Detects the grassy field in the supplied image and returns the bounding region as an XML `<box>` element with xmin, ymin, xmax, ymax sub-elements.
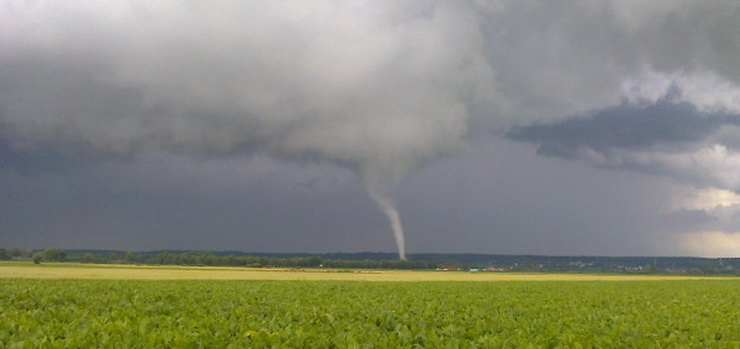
<box><xmin>2</xmin><ymin>263</ymin><xmax>739</xmax><ymax>347</ymax></box>
<box><xmin>2</xmin><ymin>278</ymin><xmax>739</xmax><ymax>347</ymax></box>
<box><xmin>1</xmin><ymin>262</ymin><xmax>734</xmax><ymax>281</ymax></box>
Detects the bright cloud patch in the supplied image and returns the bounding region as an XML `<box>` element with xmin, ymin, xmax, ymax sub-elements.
<box><xmin>680</xmin><ymin>232</ymin><xmax>740</xmax><ymax>257</ymax></box>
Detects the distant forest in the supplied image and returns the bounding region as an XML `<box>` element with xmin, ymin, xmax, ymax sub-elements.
<box><xmin>1</xmin><ymin>247</ymin><xmax>738</xmax><ymax>275</ymax></box>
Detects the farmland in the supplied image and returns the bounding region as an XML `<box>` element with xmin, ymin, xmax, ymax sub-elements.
<box><xmin>1</xmin><ymin>262</ymin><xmax>733</xmax><ymax>281</ymax></box>
<box><xmin>2</xmin><ymin>264</ymin><xmax>739</xmax><ymax>347</ymax></box>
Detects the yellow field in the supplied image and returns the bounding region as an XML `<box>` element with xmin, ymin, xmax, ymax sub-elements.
<box><xmin>0</xmin><ymin>262</ymin><xmax>733</xmax><ymax>281</ymax></box>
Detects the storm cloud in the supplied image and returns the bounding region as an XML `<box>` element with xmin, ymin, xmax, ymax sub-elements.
<box><xmin>507</xmin><ymin>96</ymin><xmax>740</xmax><ymax>191</ymax></box>
<box><xmin>3</xmin><ymin>1</ymin><xmax>740</xmax><ymax>257</ymax></box>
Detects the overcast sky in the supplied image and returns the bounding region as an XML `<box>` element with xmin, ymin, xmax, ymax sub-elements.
<box><xmin>2</xmin><ymin>1</ymin><xmax>740</xmax><ymax>258</ymax></box>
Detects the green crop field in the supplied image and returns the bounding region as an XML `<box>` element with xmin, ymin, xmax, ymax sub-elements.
<box><xmin>2</xmin><ymin>265</ymin><xmax>739</xmax><ymax>348</ymax></box>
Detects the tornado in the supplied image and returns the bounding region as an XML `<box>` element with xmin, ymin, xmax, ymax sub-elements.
<box><xmin>367</xmin><ymin>188</ymin><xmax>406</xmax><ymax>261</ymax></box>
<box><xmin>0</xmin><ymin>1</ymin><xmax>491</xmax><ymax>260</ymax></box>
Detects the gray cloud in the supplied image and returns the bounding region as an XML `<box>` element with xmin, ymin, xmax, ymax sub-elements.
<box><xmin>0</xmin><ymin>139</ymin><xmax>683</xmax><ymax>256</ymax></box>
<box><xmin>1</xmin><ymin>1</ymin><xmax>500</xmax><ymax>258</ymax></box>
<box><xmin>1</xmin><ymin>2</ymin><xmax>491</xmax><ymax>176</ymax></box>
<box><xmin>5</xmin><ymin>1</ymin><xmax>740</xmax><ymax>167</ymax></box>
<box><xmin>507</xmin><ymin>96</ymin><xmax>740</xmax><ymax>191</ymax></box>
<box><xmin>3</xmin><ymin>1</ymin><xmax>740</xmax><ymax>256</ymax></box>
<box><xmin>660</xmin><ymin>208</ymin><xmax>719</xmax><ymax>233</ymax></box>
<box><xmin>507</xmin><ymin>98</ymin><xmax>734</xmax><ymax>156</ymax></box>
<box><xmin>0</xmin><ymin>138</ymin><xmax>74</xmax><ymax>175</ymax></box>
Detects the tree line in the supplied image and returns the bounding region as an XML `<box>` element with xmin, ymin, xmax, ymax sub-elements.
<box><xmin>3</xmin><ymin>247</ymin><xmax>737</xmax><ymax>274</ymax></box>
<box><xmin>128</xmin><ymin>251</ymin><xmax>437</xmax><ymax>269</ymax></box>
<box><xmin>0</xmin><ymin>248</ymin><xmax>67</xmax><ymax>263</ymax></box>
<box><xmin>0</xmin><ymin>248</ymin><xmax>437</xmax><ymax>269</ymax></box>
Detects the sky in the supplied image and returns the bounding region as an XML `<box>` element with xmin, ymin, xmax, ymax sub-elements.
<box><xmin>2</xmin><ymin>1</ymin><xmax>740</xmax><ymax>258</ymax></box>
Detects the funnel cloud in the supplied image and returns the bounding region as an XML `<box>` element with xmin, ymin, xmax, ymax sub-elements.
<box><xmin>1</xmin><ymin>1</ymin><xmax>494</xmax><ymax>259</ymax></box>
<box><xmin>366</xmin><ymin>185</ymin><xmax>406</xmax><ymax>260</ymax></box>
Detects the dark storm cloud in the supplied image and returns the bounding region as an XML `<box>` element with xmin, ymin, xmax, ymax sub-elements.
<box><xmin>4</xmin><ymin>1</ymin><xmax>740</xmax><ymax>256</ymax></box>
<box><xmin>507</xmin><ymin>96</ymin><xmax>740</xmax><ymax>191</ymax></box>
<box><xmin>0</xmin><ymin>154</ymin><xmax>389</xmax><ymax>252</ymax></box>
<box><xmin>508</xmin><ymin>98</ymin><xmax>738</xmax><ymax>157</ymax></box>
<box><xmin>1</xmin><ymin>1</ymin><xmax>503</xmax><ymax>259</ymax></box>
<box><xmin>0</xmin><ymin>138</ymin><xmax>73</xmax><ymax>175</ymax></box>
